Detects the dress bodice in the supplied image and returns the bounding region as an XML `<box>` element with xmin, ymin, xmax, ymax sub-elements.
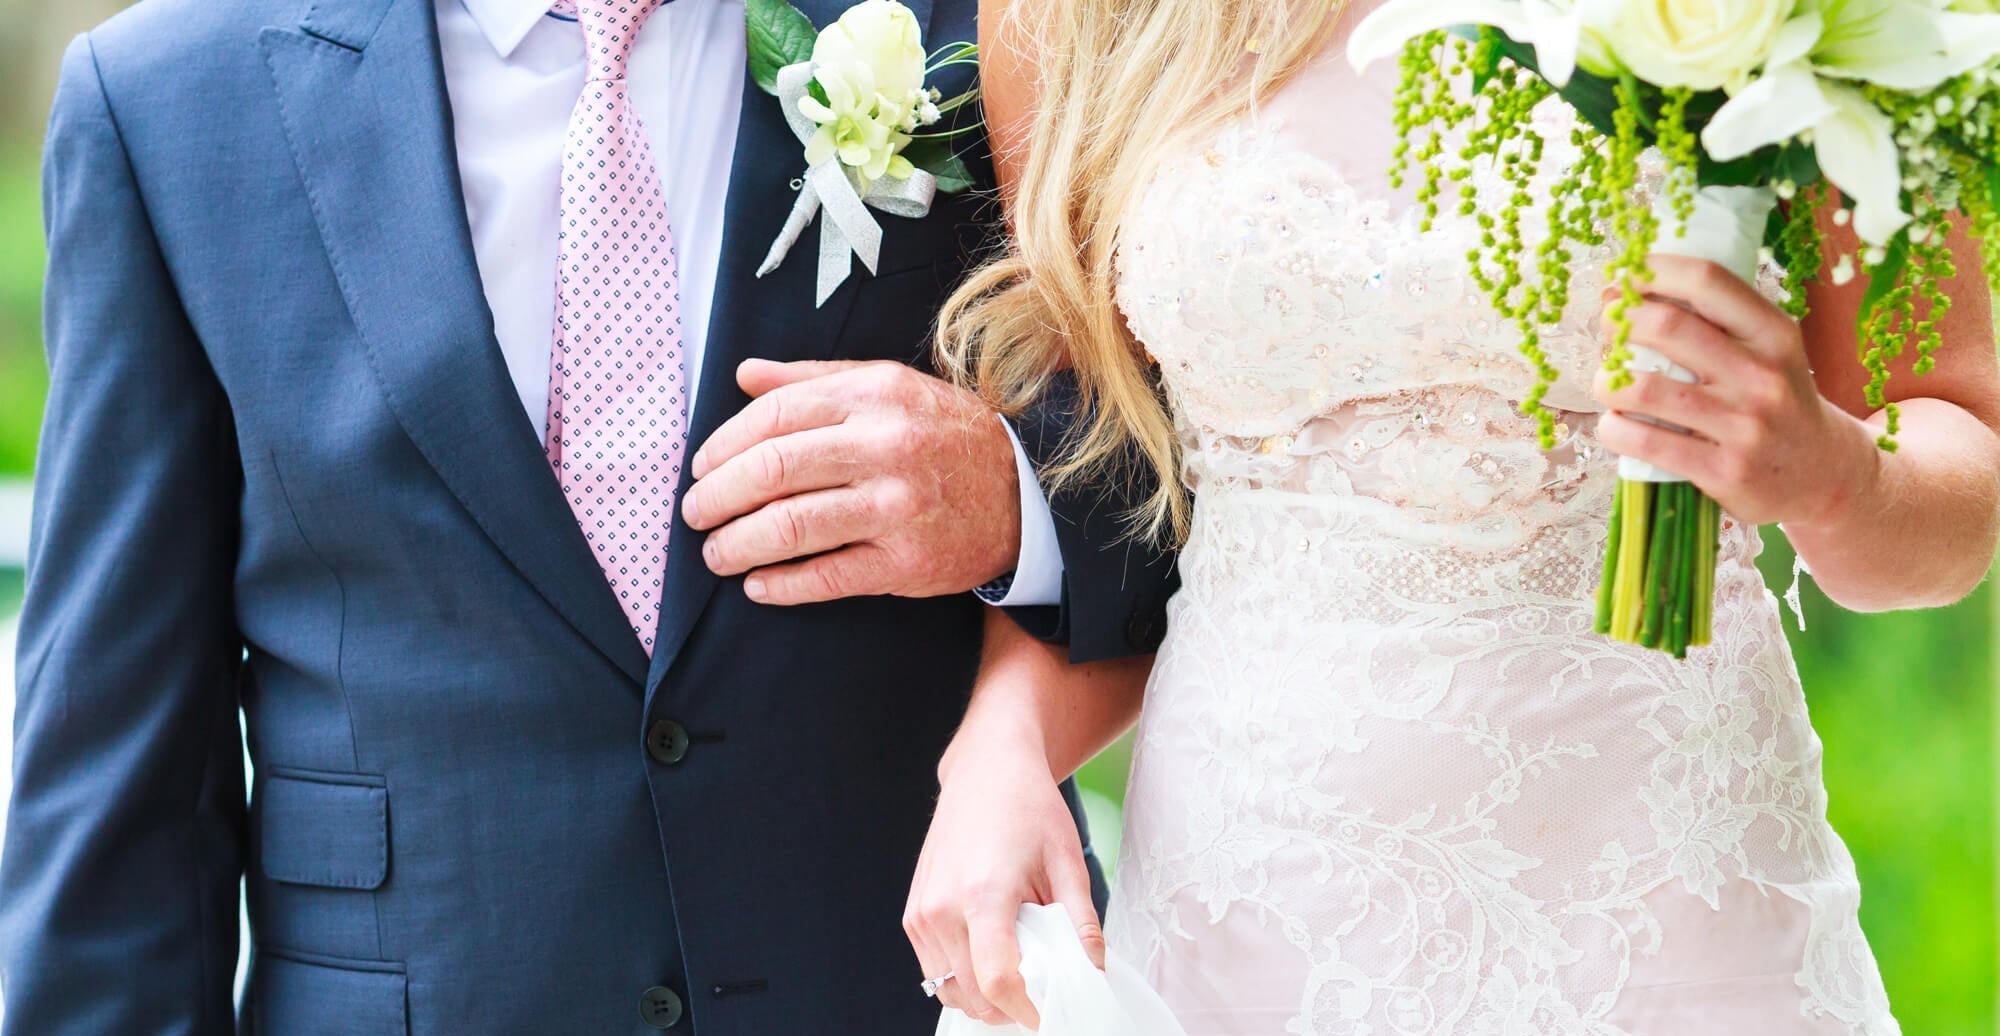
<box><xmin>1116</xmin><ymin>42</ymin><xmax>1619</xmax><ymax>545</ymax></box>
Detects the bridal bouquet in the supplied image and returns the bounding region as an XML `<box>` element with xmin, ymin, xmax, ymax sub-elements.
<box><xmin>1349</xmin><ymin>0</ymin><xmax>2000</xmax><ymax>657</ymax></box>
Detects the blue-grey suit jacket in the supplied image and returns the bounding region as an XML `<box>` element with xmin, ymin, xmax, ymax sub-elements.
<box><xmin>0</xmin><ymin>0</ymin><xmax>1178</xmax><ymax>1032</ymax></box>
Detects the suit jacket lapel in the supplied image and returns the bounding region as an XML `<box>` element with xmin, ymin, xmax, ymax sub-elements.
<box><xmin>263</xmin><ymin>0</ymin><xmax>652</xmax><ymax>686</ymax></box>
<box><xmin>643</xmin><ymin>0</ymin><xmax>937</xmax><ymax>691</ymax></box>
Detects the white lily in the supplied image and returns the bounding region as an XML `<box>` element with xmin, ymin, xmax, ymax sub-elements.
<box><xmin>1701</xmin><ymin>0</ymin><xmax>2000</xmax><ymax>242</ymax></box>
<box><xmin>1346</xmin><ymin>0</ymin><xmax>1603</xmax><ymax>86</ymax></box>
<box><xmin>1793</xmin><ymin>0</ymin><xmax>2000</xmax><ymax>88</ymax></box>
<box><xmin>1703</xmin><ymin>68</ymin><xmax>1910</xmax><ymax>241</ymax></box>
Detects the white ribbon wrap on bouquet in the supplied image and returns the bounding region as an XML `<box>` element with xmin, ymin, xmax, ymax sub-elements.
<box><xmin>933</xmin><ymin>904</ymin><xmax>1189</xmax><ymax>1036</ymax></box>
<box><xmin>1618</xmin><ymin>184</ymin><xmax>1780</xmax><ymax>482</ymax></box>
<box><xmin>756</xmin><ymin>62</ymin><xmax>938</xmax><ymax>307</ymax></box>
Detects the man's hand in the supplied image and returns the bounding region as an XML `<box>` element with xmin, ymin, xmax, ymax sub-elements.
<box><xmin>682</xmin><ymin>359</ymin><xmax>1023</xmax><ymax>605</ymax></box>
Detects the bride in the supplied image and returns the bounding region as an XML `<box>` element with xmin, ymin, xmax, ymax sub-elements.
<box><xmin>902</xmin><ymin>0</ymin><xmax>2000</xmax><ymax>1033</ymax></box>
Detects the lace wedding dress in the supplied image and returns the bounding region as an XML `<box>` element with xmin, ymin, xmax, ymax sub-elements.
<box><xmin>1103</xmin><ymin>18</ymin><xmax>1900</xmax><ymax>1036</ymax></box>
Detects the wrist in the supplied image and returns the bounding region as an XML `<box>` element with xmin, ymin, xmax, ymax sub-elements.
<box><xmin>938</xmin><ymin>706</ymin><xmax>1053</xmax><ymax>787</ymax></box>
<box><xmin>1791</xmin><ymin>402</ymin><xmax>1886</xmax><ymax>538</ymax></box>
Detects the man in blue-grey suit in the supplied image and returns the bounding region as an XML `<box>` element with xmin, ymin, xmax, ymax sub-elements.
<box><xmin>0</xmin><ymin>0</ymin><xmax>1177</xmax><ymax>1032</ymax></box>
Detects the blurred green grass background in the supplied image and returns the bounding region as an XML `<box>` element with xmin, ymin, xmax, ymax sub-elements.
<box><xmin>1</xmin><ymin>16</ymin><xmax>1995</xmax><ymax>1029</ymax></box>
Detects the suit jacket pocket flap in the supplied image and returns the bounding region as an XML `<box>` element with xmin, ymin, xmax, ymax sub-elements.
<box><xmin>251</xmin><ymin>951</ymin><xmax>408</xmax><ymax>1035</ymax></box>
<box><xmin>260</xmin><ymin>769</ymin><xmax>389</xmax><ymax>889</ymax></box>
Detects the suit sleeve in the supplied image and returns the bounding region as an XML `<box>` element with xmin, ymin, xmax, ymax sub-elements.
<box><xmin>1002</xmin><ymin>372</ymin><xmax>1180</xmax><ymax>663</ymax></box>
<box><xmin>0</xmin><ymin>34</ymin><xmax>247</xmax><ymax>1036</ymax></box>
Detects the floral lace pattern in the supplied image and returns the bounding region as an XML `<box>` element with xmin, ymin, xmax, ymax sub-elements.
<box><xmin>1102</xmin><ymin>41</ymin><xmax>1898</xmax><ymax>1036</ymax></box>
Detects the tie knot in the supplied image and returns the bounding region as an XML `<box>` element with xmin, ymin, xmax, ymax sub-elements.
<box><xmin>554</xmin><ymin>0</ymin><xmax>666</xmax><ymax>80</ymax></box>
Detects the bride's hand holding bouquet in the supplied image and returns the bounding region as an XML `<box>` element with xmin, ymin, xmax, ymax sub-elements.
<box><xmin>1350</xmin><ymin>0</ymin><xmax>2000</xmax><ymax>655</ymax></box>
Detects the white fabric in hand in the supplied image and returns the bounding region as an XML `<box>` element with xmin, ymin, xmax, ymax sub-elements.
<box><xmin>932</xmin><ymin>904</ymin><xmax>1186</xmax><ymax>1036</ymax></box>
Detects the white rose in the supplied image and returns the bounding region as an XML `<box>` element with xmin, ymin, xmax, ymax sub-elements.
<box><xmin>1597</xmin><ymin>0</ymin><xmax>1796</xmax><ymax>90</ymax></box>
<box><xmin>796</xmin><ymin>0</ymin><xmax>928</xmax><ymax>184</ymax></box>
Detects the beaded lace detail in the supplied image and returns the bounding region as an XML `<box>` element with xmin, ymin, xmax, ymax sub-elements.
<box><xmin>1102</xmin><ymin>33</ymin><xmax>1898</xmax><ymax>1036</ymax></box>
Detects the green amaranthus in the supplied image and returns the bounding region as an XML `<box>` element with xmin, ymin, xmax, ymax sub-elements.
<box><xmin>1387</xmin><ymin>28</ymin><xmax>1998</xmax><ymax>657</ymax></box>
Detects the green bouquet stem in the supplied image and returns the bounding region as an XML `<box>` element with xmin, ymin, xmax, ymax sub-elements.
<box><xmin>1593</xmin><ymin>479</ymin><xmax>1721</xmax><ymax>659</ymax></box>
<box><xmin>1590</xmin><ymin>184</ymin><xmax>1775</xmax><ymax>658</ymax></box>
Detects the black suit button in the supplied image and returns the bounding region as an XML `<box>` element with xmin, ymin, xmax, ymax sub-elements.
<box><xmin>1125</xmin><ymin>611</ymin><xmax>1162</xmax><ymax>651</ymax></box>
<box><xmin>646</xmin><ymin>720</ymin><xmax>690</xmax><ymax>766</ymax></box>
<box><xmin>639</xmin><ymin>985</ymin><xmax>684</xmax><ymax>1029</ymax></box>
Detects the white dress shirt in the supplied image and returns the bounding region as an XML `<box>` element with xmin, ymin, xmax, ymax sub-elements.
<box><xmin>436</xmin><ymin>0</ymin><xmax>1062</xmax><ymax>606</ymax></box>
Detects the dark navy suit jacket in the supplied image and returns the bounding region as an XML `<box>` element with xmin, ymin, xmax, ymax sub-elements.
<box><xmin>0</xmin><ymin>0</ymin><xmax>1178</xmax><ymax>1032</ymax></box>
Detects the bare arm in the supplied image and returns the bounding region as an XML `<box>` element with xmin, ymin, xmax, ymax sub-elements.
<box><xmin>941</xmin><ymin>607</ymin><xmax>1150</xmax><ymax>785</ymax></box>
<box><xmin>1785</xmin><ymin>213</ymin><xmax>2000</xmax><ymax>609</ymax></box>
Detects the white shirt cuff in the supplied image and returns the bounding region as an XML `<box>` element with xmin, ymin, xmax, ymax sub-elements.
<box><xmin>977</xmin><ymin>416</ymin><xmax>1065</xmax><ymax>608</ymax></box>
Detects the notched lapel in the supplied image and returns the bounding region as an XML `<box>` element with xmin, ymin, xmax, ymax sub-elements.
<box><xmin>261</xmin><ymin>0</ymin><xmax>652</xmax><ymax>686</ymax></box>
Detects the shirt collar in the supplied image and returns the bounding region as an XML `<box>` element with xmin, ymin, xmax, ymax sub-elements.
<box><xmin>458</xmin><ymin>0</ymin><xmax>560</xmax><ymax>60</ymax></box>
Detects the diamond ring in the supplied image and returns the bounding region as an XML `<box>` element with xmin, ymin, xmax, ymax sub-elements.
<box><xmin>920</xmin><ymin>970</ymin><xmax>956</xmax><ymax>998</ymax></box>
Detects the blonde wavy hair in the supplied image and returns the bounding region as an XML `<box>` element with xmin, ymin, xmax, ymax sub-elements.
<box><xmin>935</xmin><ymin>0</ymin><xmax>1344</xmax><ymax>542</ymax></box>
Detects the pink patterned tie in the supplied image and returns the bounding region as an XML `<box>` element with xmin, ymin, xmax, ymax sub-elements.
<box><xmin>546</xmin><ymin>0</ymin><xmax>684</xmax><ymax>656</ymax></box>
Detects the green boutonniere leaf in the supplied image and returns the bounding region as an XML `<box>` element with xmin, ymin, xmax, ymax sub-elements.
<box><xmin>902</xmin><ymin>137</ymin><xmax>977</xmax><ymax>194</ymax></box>
<box><xmin>747</xmin><ymin>0</ymin><xmax>818</xmax><ymax>95</ymax></box>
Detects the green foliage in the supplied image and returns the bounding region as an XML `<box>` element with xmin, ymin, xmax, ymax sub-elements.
<box><xmin>744</xmin><ymin>0</ymin><xmax>817</xmax><ymax>95</ymax></box>
<box><xmin>899</xmin><ymin>137</ymin><xmax>974</xmax><ymax>194</ymax></box>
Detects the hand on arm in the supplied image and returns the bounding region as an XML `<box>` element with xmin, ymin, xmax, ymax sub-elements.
<box><xmin>905</xmin><ymin>608</ymin><xmax>1150</xmax><ymax>1028</ymax></box>
<box><xmin>683</xmin><ymin>358</ymin><xmax>1024</xmax><ymax>603</ymax></box>
<box><xmin>1590</xmin><ymin>211</ymin><xmax>2000</xmax><ymax>611</ymax></box>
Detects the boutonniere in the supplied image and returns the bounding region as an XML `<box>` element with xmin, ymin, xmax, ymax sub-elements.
<box><xmin>747</xmin><ymin>0</ymin><xmax>981</xmax><ymax>305</ymax></box>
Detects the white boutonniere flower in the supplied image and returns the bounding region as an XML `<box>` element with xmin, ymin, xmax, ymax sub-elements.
<box><xmin>747</xmin><ymin>0</ymin><xmax>981</xmax><ymax>305</ymax></box>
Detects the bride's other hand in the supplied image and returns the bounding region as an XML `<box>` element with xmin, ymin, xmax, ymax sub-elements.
<box><xmin>906</xmin><ymin>609</ymin><xmax>1150</xmax><ymax>1028</ymax></box>
<box><xmin>905</xmin><ymin>724</ymin><xmax>1103</xmax><ymax>1029</ymax></box>
<box><xmin>1590</xmin><ymin>254</ymin><xmax>1880</xmax><ymax>529</ymax></box>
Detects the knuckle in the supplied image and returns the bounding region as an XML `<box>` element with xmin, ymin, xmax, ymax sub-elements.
<box><xmin>1698</xmin><ymin>261</ymin><xmax>1734</xmax><ymax>297</ymax></box>
<box><xmin>1631</xmin><ymin>303</ymin><xmax>1670</xmax><ymax>342</ymax></box>
<box><xmin>1717</xmin><ymin>452</ymin><xmax>1752</xmax><ymax>489</ymax></box>
<box><xmin>918</xmin><ymin>899</ymin><xmax>954</xmax><ymax>929</ymax></box>
<box><xmin>977</xmin><ymin>972</ymin><xmax>1021</xmax><ymax>1004</ymax></box>
<box><xmin>959</xmin><ymin>879</ymin><xmax>1005</xmax><ymax>908</ymax></box>
<box><xmin>760</xmin><ymin>393</ymin><xmax>789</xmax><ymax>437</ymax></box>
<box><xmin>754</xmin><ymin>442</ymin><xmax>790</xmax><ymax>490</ymax></box>
<box><xmin>875</xmin><ymin>423</ymin><xmax>920</xmax><ymax>462</ymax></box>
<box><xmin>1736</xmin><ymin>409</ymin><xmax>1774</xmax><ymax>449</ymax></box>
<box><xmin>772</xmin><ymin>505</ymin><xmax>806</xmax><ymax>552</ymax></box>
<box><xmin>874</xmin><ymin>481</ymin><xmax>921</xmax><ymax>522</ymax></box>
<box><xmin>812</xmin><ymin>564</ymin><xmax>848</xmax><ymax>600</ymax></box>
<box><xmin>1740</xmin><ymin>369</ymin><xmax>1785</xmax><ymax>417</ymax></box>
<box><xmin>861</xmin><ymin>362</ymin><xmax>908</xmax><ymax>399</ymax></box>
